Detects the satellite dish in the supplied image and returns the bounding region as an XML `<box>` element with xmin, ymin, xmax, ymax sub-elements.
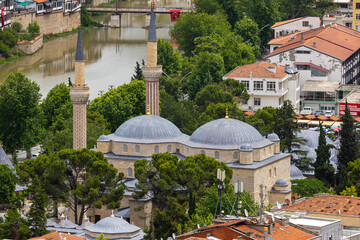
<box><xmin>244</xmin><ymin>209</ymin><xmax>249</xmax><ymax>217</ymax></box>
<box><xmin>276</xmin><ymin>201</ymin><xmax>282</xmax><ymax>209</ymax></box>
<box><xmin>285</xmin><ymin>199</ymin><xmax>290</xmax><ymax>205</ymax></box>
<box><xmin>291</xmin><ymin>196</ymin><xmax>296</xmax><ymax>203</ymax></box>
<box><xmin>172</xmin><ymin>233</ymin><xmax>176</xmax><ymax>240</ymax></box>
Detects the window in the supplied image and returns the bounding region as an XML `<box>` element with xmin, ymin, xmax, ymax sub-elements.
<box><xmin>215</xmin><ymin>151</ymin><xmax>219</xmax><ymax>159</ymax></box>
<box><xmin>254</xmin><ymin>81</ymin><xmax>263</xmax><ymax>91</ymax></box>
<box><xmin>200</xmin><ymin>150</ymin><xmax>205</xmax><ymax>154</ymax></box>
<box><xmin>357</xmin><ymin>3</ymin><xmax>360</xmax><ymax>9</ymax></box>
<box><xmin>241</xmin><ymin>80</ymin><xmax>249</xmax><ymax>90</ymax></box>
<box><xmin>254</xmin><ymin>98</ymin><xmax>261</xmax><ymax>106</ymax></box>
<box><xmin>296</xmin><ymin>65</ymin><xmax>310</xmax><ymax>70</ymax></box>
<box><xmin>127</xmin><ymin>168</ymin><xmax>133</xmax><ymax>177</ymax></box>
<box><xmin>123</xmin><ymin>144</ymin><xmax>128</xmax><ymax>152</ymax></box>
<box><xmin>167</xmin><ymin>145</ymin><xmax>172</xmax><ymax>152</ymax></box>
<box><xmin>135</xmin><ymin>145</ymin><xmax>140</xmax><ymax>153</ymax></box>
<box><xmin>38</xmin><ymin>4</ymin><xmax>43</xmax><ymax>10</ymax></box>
<box><xmin>155</xmin><ymin>145</ymin><xmax>159</xmax><ymax>153</ymax></box>
<box><xmin>274</xmin><ymin>167</ymin><xmax>276</xmax><ymax>177</ymax></box>
<box><xmin>267</xmin><ymin>82</ymin><xmax>276</xmax><ymax>91</ymax></box>
<box><xmin>295</xmin><ymin>50</ymin><xmax>310</xmax><ymax>54</ymax></box>
<box><xmin>263</xmin><ymin>149</ymin><xmax>266</xmax><ymax>158</ymax></box>
<box><xmin>269</xmin><ymin>169</ymin><xmax>272</xmax><ymax>178</ymax></box>
<box><xmin>278</xmin><ymin>82</ymin><xmax>282</xmax><ymax>90</ymax></box>
<box><xmin>356</xmin><ymin>14</ymin><xmax>360</xmax><ymax>21</ymax></box>
<box><xmin>302</xmin><ymin>21</ymin><xmax>309</xmax><ymax>27</ymax></box>
<box><xmin>339</xmin><ymin>3</ymin><xmax>348</xmax><ymax>8</ymax></box>
<box><xmin>233</xmin><ymin>152</ymin><xmax>238</xmax><ymax>160</ymax></box>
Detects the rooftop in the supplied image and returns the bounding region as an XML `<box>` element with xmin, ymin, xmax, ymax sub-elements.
<box><xmin>223</xmin><ymin>62</ymin><xmax>288</xmax><ymax>79</ymax></box>
<box><xmin>271</xmin><ymin>17</ymin><xmax>305</xmax><ymax>28</ymax></box>
<box><xmin>29</xmin><ymin>232</ymin><xmax>85</xmax><ymax>240</ymax></box>
<box><xmin>282</xmin><ymin>194</ymin><xmax>360</xmax><ymax>216</ymax></box>
<box><xmin>301</xmin><ymin>80</ymin><xmax>339</xmax><ymax>92</ymax></box>
<box><xmin>340</xmin><ymin>88</ymin><xmax>360</xmax><ymax>103</ymax></box>
<box><xmin>266</xmin><ymin>24</ymin><xmax>360</xmax><ymax>61</ymax></box>
<box><xmin>268</xmin><ymin>31</ymin><xmax>305</xmax><ymax>45</ymax></box>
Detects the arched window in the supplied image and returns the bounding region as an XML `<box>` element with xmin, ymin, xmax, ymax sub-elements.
<box><xmin>167</xmin><ymin>145</ymin><xmax>172</xmax><ymax>153</ymax></box>
<box><xmin>123</xmin><ymin>144</ymin><xmax>128</xmax><ymax>152</ymax></box>
<box><xmin>155</xmin><ymin>145</ymin><xmax>159</xmax><ymax>153</ymax></box>
<box><xmin>233</xmin><ymin>152</ymin><xmax>239</xmax><ymax>160</ymax></box>
<box><xmin>263</xmin><ymin>149</ymin><xmax>266</xmax><ymax>158</ymax></box>
<box><xmin>135</xmin><ymin>145</ymin><xmax>140</xmax><ymax>153</ymax></box>
<box><xmin>274</xmin><ymin>167</ymin><xmax>276</xmax><ymax>177</ymax></box>
<box><xmin>269</xmin><ymin>169</ymin><xmax>272</xmax><ymax>178</ymax></box>
<box><xmin>200</xmin><ymin>150</ymin><xmax>205</xmax><ymax>154</ymax></box>
<box><xmin>127</xmin><ymin>167</ymin><xmax>133</xmax><ymax>177</ymax></box>
<box><xmin>215</xmin><ymin>151</ymin><xmax>219</xmax><ymax>159</ymax></box>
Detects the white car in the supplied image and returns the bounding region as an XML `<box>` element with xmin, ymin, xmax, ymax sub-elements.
<box><xmin>300</xmin><ymin>107</ymin><xmax>313</xmax><ymax>115</ymax></box>
<box><xmin>324</xmin><ymin>111</ymin><xmax>333</xmax><ymax>117</ymax></box>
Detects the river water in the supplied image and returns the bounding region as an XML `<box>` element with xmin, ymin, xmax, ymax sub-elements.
<box><xmin>0</xmin><ymin>0</ymin><xmax>192</xmax><ymax>99</ymax></box>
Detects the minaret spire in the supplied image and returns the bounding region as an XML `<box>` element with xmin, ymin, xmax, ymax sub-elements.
<box><xmin>142</xmin><ymin>1</ymin><xmax>162</xmax><ymax>116</ymax></box>
<box><xmin>70</xmin><ymin>27</ymin><xmax>90</xmax><ymax>149</ymax></box>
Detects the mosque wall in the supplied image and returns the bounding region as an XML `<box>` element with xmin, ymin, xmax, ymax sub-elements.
<box><xmin>108</xmin><ymin>158</ymin><xmax>135</xmax><ymax>178</ymax></box>
<box><xmin>130</xmin><ymin>198</ymin><xmax>152</xmax><ymax>229</ymax></box>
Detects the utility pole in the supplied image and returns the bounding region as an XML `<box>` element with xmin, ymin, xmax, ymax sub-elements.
<box><xmin>234</xmin><ymin>180</ymin><xmax>243</xmax><ymax>217</ymax></box>
<box><xmin>217</xmin><ymin>169</ymin><xmax>225</xmax><ymax>219</ymax></box>
<box><xmin>258</xmin><ymin>184</ymin><xmax>268</xmax><ymax>223</ymax></box>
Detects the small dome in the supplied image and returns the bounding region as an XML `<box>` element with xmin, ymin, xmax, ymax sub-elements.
<box><xmin>239</xmin><ymin>143</ymin><xmax>253</xmax><ymax>151</ymax></box>
<box><xmin>85</xmin><ymin>215</ymin><xmax>140</xmax><ymax>234</ymax></box>
<box><xmin>189</xmin><ymin>118</ymin><xmax>264</xmax><ymax>146</ymax></box>
<box><xmin>267</xmin><ymin>133</ymin><xmax>280</xmax><ymax>141</ymax></box>
<box><xmin>274</xmin><ymin>178</ymin><xmax>288</xmax><ymax>187</ymax></box>
<box><xmin>97</xmin><ymin>135</ymin><xmax>110</xmax><ymax>142</ymax></box>
<box><xmin>114</xmin><ymin>115</ymin><xmax>183</xmax><ymax>142</ymax></box>
<box><xmin>291</xmin><ymin>164</ymin><xmax>306</xmax><ymax>180</ymax></box>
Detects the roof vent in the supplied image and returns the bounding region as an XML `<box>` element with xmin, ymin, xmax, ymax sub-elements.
<box><xmin>313</xmin><ymin>42</ymin><xmax>316</xmax><ymax>47</ymax></box>
<box><xmin>268</xmin><ymin>66</ymin><xmax>276</xmax><ymax>73</ymax></box>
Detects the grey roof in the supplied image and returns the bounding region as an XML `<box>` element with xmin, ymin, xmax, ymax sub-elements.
<box><xmin>114</xmin><ymin>207</ymin><xmax>130</xmax><ymax>219</ymax></box>
<box><xmin>290</xmin><ymin>164</ymin><xmax>306</xmax><ymax>180</ymax></box>
<box><xmin>267</xmin><ymin>133</ymin><xmax>280</xmax><ymax>141</ymax></box>
<box><xmin>239</xmin><ymin>143</ymin><xmax>252</xmax><ymax>151</ymax></box>
<box><xmin>123</xmin><ymin>178</ymin><xmax>138</xmax><ymax>189</ymax></box>
<box><xmin>301</xmin><ymin>80</ymin><xmax>339</xmax><ymax>93</ymax></box>
<box><xmin>0</xmin><ymin>146</ymin><xmax>14</xmax><ymax>169</ymax></box>
<box><xmin>75</xmin><ymin>27</ymin><xmax>85</xmax><ymax>61</ymax></box>
<box><xmin>274</xmin><ymin>178</ymin><xmax>288</xmax><ymax>187</ymax></box>
<box><xmin>56</xmin><ymin>219</ymin><xmax>79</xmax><ymax>229</ymax></box>
<box><xmin>85</xmin><ymin>231</ymin><xmax>145</xmax><ymax>240</ymax></box>
<box><xmin>111</xmin><ymin>115</ymin><xmax>186</xmax><ymax>143</ymax></box>
<box><xmin>46</xmin><ymin>219</ymin><xmax>58</xmax><ymax>227</ymax></box>
<box><xmin>104</xmin><ymin>152</ymin><xmax>152</xmax><ymax>161</ymax></box>
<box><xmin>226</xmin><ymin>153</ymin><xmax>290</xmax><ymax>170</ymax></box>
<box><xmin>85</xmin><ymin>215</ymin><xmax>140</xmax><ymax>234</ymax></box>
<box><xmin>189</xmin><ymin>118</ymin><xmax>267</xmax><ymax>148</ymax></box>
<box><xmin>148</xmin><ymin>6</ymin><xmax>157</xmax><ymax>42</ymax></box>
<box><xmin>97</xmin><ymin>135</ymin><xmax>110</xmax><ymax>142</ymax></box>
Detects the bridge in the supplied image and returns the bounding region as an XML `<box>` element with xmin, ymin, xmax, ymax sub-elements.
<box><xmin>86</xmin><ymin>7</ymin><xmax>193</xmax><ymax>14</ymax></box>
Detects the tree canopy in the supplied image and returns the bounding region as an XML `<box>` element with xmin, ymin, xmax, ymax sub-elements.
<box><xmin>0</xmin><ymin>164</ymin><xmax>16</xmax><ymax>204</ymax></box>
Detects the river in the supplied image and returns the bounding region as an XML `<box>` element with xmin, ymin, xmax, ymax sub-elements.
<box><xmin>0</xmin><ymin>0</ymin><xmax>192</xmax><ymax>99</ymax></box>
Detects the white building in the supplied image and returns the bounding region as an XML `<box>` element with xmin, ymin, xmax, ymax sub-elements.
<box><xmin>223</xmin><ymin>62</ymin><xmax>300</xmax><ymax>112</ymax></box>
<box><xmin>266</xmin><ymin>24</ymin><xmax>360</xmax><ymax>89</ymax></box>
<box><xmin>271</xmin><ymin>16</ymin><xmax>321</xmax><ymax>39</ymax></box>
<box><xmin>323</xmin><ymin>0</ymin><xmax>353</xmax><ymax>28</ymax></box>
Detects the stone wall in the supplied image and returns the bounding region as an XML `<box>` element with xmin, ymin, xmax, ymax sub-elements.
<box><xmin>15</xmin><ymin>34</ymin><xmax>43</xmax><ymax>54</ymax></box>
<box><xmin>12</xmin><ymin>10</ymin><xmax>80</xmax><ymax>35</ymax></box>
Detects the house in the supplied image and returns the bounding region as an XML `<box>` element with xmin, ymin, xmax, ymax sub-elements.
<box><xmin>354</xmin><ymin>0</ymin><xmax>360</xmax><ymax>30</ymax></box>
<box><xmin>63</xmin><ymin>0</ymin><xmax>80</xmax><ymax>14</ymax></box>
<box><xmin>271</xmin><ymin>16</ymin><xmax>321</xmax><ymax>39</ymax></box>
<box><xmin>323</xmin><ymin>0</ymin><xmax>353</xmax><ymax>28</ymax></box>
<box><xmin>0</xmin><ymin>0</ymin><xmax>13</xmax><ymax>29</ymax></box>
<box><xmin>266</xmin><ymin>24</ymin><xmax>360</xmax><ymax>89</ymax></box>
<box><xmin>223</xmin><ymin>62</ymin><xmax>300</xmax><ymax>112</ymax></box>
<box><xmin>280</xmin><ymin>193</ymin><xmax>360</xmax><ymax>231</ymax></box>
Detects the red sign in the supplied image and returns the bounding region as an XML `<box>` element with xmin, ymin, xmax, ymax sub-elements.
<box><xmin>1</xmin><ymin>8</ymin><xmax>4</xmax><ymax>27</ymax></box>
<box><xmin>339</xmin><ymin>103</ymin><xmax>360</xmax><ymax>117</ymax></box>
<box><xmin>170</xmin><ymin>9</ymin><xmax>180</xmax><ymax>22</ymax></box>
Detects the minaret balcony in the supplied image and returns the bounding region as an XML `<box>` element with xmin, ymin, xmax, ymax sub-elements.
<box><xmin>142</xmin><ymin>66</ymin><xmax>162</xmax><ymax>82</ymax></box>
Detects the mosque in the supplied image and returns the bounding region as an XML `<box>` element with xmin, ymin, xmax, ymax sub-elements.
<box><xmin>70</xmin><ymin>3</ymin><xmax>292</xmax><ymax>230</ymax></box>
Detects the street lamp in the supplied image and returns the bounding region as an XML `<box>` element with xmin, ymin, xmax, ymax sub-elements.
<box><xmin>217</xmin><ymin>169</ymin><xmax>225</xmax><ymax>219</ymax></box>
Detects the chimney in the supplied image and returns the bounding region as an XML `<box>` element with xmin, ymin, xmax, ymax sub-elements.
<box><xmin>250</xmin><ymin>71</ymin><xmax>252</xmax><ymax>79</ymax></box>
<box><xmin>313</xmin><ymin>42</ymin><xmax>316</xmax><ymax>47</ymax></box>
<box><xmin>268</xmin><ymin>66</ymin><xmax>276</xmax><ymax>73</ymax></box>
<box><xmin>329</xmin><ymin>202</ymin><xmax>333</xmax><ymax>208</ymax></box>
<box><xmin>281</xmin><ymin>217</ymin><xmax>289</xmax><ymax>227</ymax></box>
<box><xmin>263</xmin><ymin>227</ymin><xmax>268</xmax><ymax>238</ymax></box>
<box><xmin>60</xmin><ymin>213</ymin><xmax>65</xmax><ymax>228</ymax></box>
<box><xmin>300</xmin><ymin>33</ymin><xmax>304</xmax><ymax>43</ymax></box>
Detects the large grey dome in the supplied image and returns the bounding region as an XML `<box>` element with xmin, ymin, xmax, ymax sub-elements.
<box><xmin>85</xmin><ymin>215</ymin><xmax>140</xmax><ymax>234</ymax></box>
<box><xmin>189</xmin><ymin>118</ymin><xmax>264</xmax><ymax>146</ymax></box>
<box><xmin>113</xmin><ymin>115</ymin><xmax>183</xmax><ymax>141</ymax></box>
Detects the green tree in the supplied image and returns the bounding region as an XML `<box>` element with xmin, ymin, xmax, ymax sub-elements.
<box><xmin>234</xmin><ymin>17</ymin><xmax>261</xmax><ymax>57</ymax></box>
<box><xmin>95</xmin><ymin>233</ymin><xmax>107</xmax><ymax>240</ymax></box>
<box><xmin>0</xmin><ymin>29</ymin><xmax>18</xmax><ymax>48</ymax></box>
<box><xmin>0</xmin><ymin>41</ymin><xmax>11</xmax><ymax>58</ymax></box>
<box><xmin>291</xmin><ymin>178</ymin><xmax>329</xmax><ymax>198</ymax></box>
<box><xmin>337</xmin><ymin>102</ymin><xmax>358</xmax><ymax>192</ymax></box>
<box><xmin>131</xmin><ymin>61</ymin><xmax>144</xmax><ymax>81</ymax></box>
<box><xmin>347</xmin><ymin>159</ymin><xmax>360</xmax><ymax>196</ymax></box>
<box><xmin>340</xmin><ymin>186</ymin><xmax>357</xmax><ymax>197</ymax></box>
<box><xmin>90</xmin><ymin>80</ymin><xmax>145</xmax><ymax>132</ymax></box>
<box><xmin>0</xmin><ymin>164</ymin><xmax>16</xmax><ymax>204</ymax></box>
<box><xmin>279</xmin><ymin>0</ymin><xmax>335</xmax><ymax>19</ymax></box>
<box><xmin>245</xmin><ymin>107</ymin><xmax>276</xmax><ymax>136</ymax></box>
<box><xmin>197</xmin><ymin>102</ymin><xmax>244</xmax><ymax>127</ymax></box>
<box><xmin>12</xmin><ymin>22</ymin><xmax>23</xmax><ymax>33</ymax></box>
<box><xmin>27</xmin><ymin>21</ymin><xmax>40</xmax><ymax>34</ymax></box>
<box><xmin>195</xmin><ymin>0</ymin><xmax>223</xmax><ymax>15</ymax></box>
<box><xmin>0</xmin><ymin>72</ymin><xmax>41</xmax><ymax>157</ymax></box>
<box><xmin>0</xmin><ymin>207</ymin><xmax>30</xmax><ymax>240</ymax></box>
<box><xmin>194</xmin><ymin>84</ymin><xmax>233</xmax><ymax>112</ymax></box>
<box><xmin>157</xmin><ymin>39</ymin><xmax>180</xmax><ymax>75</ymax></box>
<box><xmin>313</xmin><ymin>122</ymin><xmax>335</xmax><ymax>187</ymax></box>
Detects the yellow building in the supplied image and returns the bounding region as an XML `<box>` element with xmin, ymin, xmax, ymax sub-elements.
<box><xmin>353</xmin><ymin>0</ymin><xmax>360</xmax><ymax>31</ymax></box>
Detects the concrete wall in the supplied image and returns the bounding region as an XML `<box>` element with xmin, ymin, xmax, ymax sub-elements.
<box><xmin>273</xmin><ymin>17</ymin><xmax>321</xmax><ymax>38</ymax></box>
<box><xmin>11</xmin><ymin>9</ymin><xmax>80</xmax><ymax>35</ymax></box>
<box><xmin>15</xmin><ymin>34</ymin><xmax>43</xmax><ymax>54</ymax></box>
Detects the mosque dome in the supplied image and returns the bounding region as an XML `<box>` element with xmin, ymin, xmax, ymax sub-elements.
<box><xmin>267</xmin><ymin>133</ymin><xmax>280</xmax><ymax>141</ymax></box>
<box><xmin>239</xmin><ymin>143</ymin><xmax>253</xmax><ymax>151</ymax></box>
<box><xmin>112</xmin><ymin>115</ymin><xmax>184</xmax><ymax>143</ymax></box>
<box><xmin>290</xmin><ymin>164</ymin><xmax>306</xmax><ymax>180</ymax></box>
<box><xmin>274</xmin><ymin>178</ymin><xmax>288</xmax><ymax>187</ymax></box>
<box><xmin>85</xmin><ymin>215</ymin><xmax>140</xmax><ymax>234</ymax></box>
<box><xmin>97</xmin><ymin>135</ymin><xmax>110</xmax><ymax>142</ymax></box>
<box><xmin>189</xmin><ymin>118</ymin><xmax>264</xmax><ymax>147</ymax></box>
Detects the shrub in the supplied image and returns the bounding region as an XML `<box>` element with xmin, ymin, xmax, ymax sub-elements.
<box><xmin>0</xmin><ymin>30</ymin><xmax>18</xmax><ymax>48</ymax></box>
<box><xmin>12</xmin><ymin>22</ymin><xmax>23</xmax><ymax>32</ymax></box>
<box><xmin>27</xmin><ymin>21</ymin><xmax>40</xmax><ymax>34</ymax></box>
<box><xmin>0</xmin><ymin>41</ymin><xmax>11</xmax><ymax>58</ymax></box>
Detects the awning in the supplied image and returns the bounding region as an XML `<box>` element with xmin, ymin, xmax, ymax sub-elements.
<box><xmin>297</xmin><ymin>119</ymin><xmax>311</xmax><ymax>124</ymax></box>
<box><xmin>322</xmin><ymin>121</ymin><xmax>336</xmax><ymax>127</ymax></box>
<box><xmin>294</xmin><ymin>62</ymin><xmax>329</xmax><ymax>72</ymax></box>
<box><xmin>301</xmin><ymin>80</ymin><xmax>339</xmax><ymax>92</ymax></box>
<box><xmin>308</xmin><ymin>120</ymin><xmax>321</xmax><ymax>125</ymax></box>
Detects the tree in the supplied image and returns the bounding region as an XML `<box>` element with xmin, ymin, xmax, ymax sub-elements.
<box><xmin>131</xmin><ymin>61</ymin><xmax>144</xmax><ymax>81</ymax></box>
<box><xmin>347</xmin><ymin>158</ymin><xmax>360</xmax><ymax>196</ymax></box>
<box><xmin>0</xmin><ymin>164</ymin><xmax>16</xmax><ymax>204</ymax></box>
<box><xmin>197</xmin><ymin>103</ymin><xmax>244</xmax><ymax>127</ymax></box>
<box><xmin>337</xmin><ymin>102</ymin><xmax>358</xmax><ymax>192</ymax></box>
<box><xmin>194</xmin><ymin>84</ymin><xmax>234</xmax><ymax>112</ymax></box>
<box><xmin>12</xmin><ymin>22</ymin><xmax>23</xmax><ymax>33</ymax></box>
<box><xmin>0</xmin><ymin>29</ymin><xmax>18</xmax><ymax>48</ymax></box>
<box><xmin>279</xmin><ymin>0</ymin><xmax>335</xmax><ymax>19</ymax></box>
<box><xmin>157</xmin><ymin>39</ymin><xmax>181</xmax><ymax>75</ymax></box>
<box><xmin>0</xmin><ymin>72</ymin><xmax>41</xmax><ymax>157</ymax></box>
<box><xmin>234</xmin><ymin>17</ymin><xmax>261</xmax><ymax>57</ymax></box>
<box><xmin>0</xmin><ymin>207</ymin><xmax>30</xmax><ymax>240</ymax></box>
<box><xmin>313</xmin><ymin>122</ymin><xmax>335</xmax><ymax>187</ymax></box>
<box><xmin>17</xmin><ymin>149</ymin><xmax>125</xmax><ymax>225</ymax></box>
<box><xmin>27</xmin><ymin>21</ymin><xmax>40</xmax><ymax>34</ymax></box>
<box><xmin>90</xmin><ymin>80</ymin><xmax>145</xmax><ymax>132</ymax></box>
<box><xmin>291</xmin><ymin>179</ymin><xmax>329</xmax><ymax>198</ymax></box>
<box><xmin>194</xmin><ymin>0</ymin><xmax>223</xmax><ymax>15</ymax></box>
<box><xmin>170</xmin><ymin>13</ymin><xmax>231</xmax><ymax>56</ymax></box>
<box><xmin>245</xmin><ymin>107</ymin><xmax>276</xmax><ymax>136</ymax></box>
<box><xmin>95</xmin><ymin>233</ymin><xmax>107</xmax><ymax>240</ymax></box>
<box><xmin>340</xmin><ymin>186</ymin><xmax>357</xmax><ymax>197</ymax></box>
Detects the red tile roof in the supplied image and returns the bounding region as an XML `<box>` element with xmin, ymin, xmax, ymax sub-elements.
<box><xmin>271</xmin><ymin>17</ymin><xmax>305</xmax><ymax>28</ymax></box>
<box><xmin>245</xmin><ymin>111</ymin><xmax>254</xmax><ymax>116</ymax></box>
<box><xmin>268</xmin><ymin>31</ymin><xmax>305</xmax><ymax>45</ymax></box>
<box><xmin>283</xmin><ymin>195</ymin><xmax>360</xmax><ymax>216</ymax></box>
<box><xmin>271</xmin><ymin>223</ymin><xmax>315</xmax><ymax>240</ymax></box>
<box><xmin>266</xmin><ymin>24</ymin><xmax>360</xmax><ymax>61</ymax></box>
<box><xmin>317</xmin><ymin>115</ymin><xmax>328</xmax><ymax>121</ymax></box>
<box><xmin>29</xmin><ymin>232</ymin><xmax>86</xmax><ymax>240</ymax></box>
<box><xmin>224</xmin><ymin>62</ymin><xmax>288</xmax><ymax>79</ymax></box>
<box><xmin>304</xmin><ymin>114</ymin><xmax>315</xmax><ymax>120</ymax></box>
<box><xmin>33</xmin><ymin>0</ymin><xmax>47</xmax><ymax>3</ymax></box>
<box><xmin>294</xmin><ymin>62</ymin><xmax>329</xmax><ymax>72</ymax></box>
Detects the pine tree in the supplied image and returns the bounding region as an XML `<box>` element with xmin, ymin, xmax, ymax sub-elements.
<box><xmin>337</xmin><ymin>102</ymin><xmax>358</xmax><ymax>192</ymax></box>
<box><xmin>131</xmin><ymin>61</ymin><xmax>144</xmax><ymax>81</ymax></box>
<box><xmin>314</xmin><ymin>122</ymin><xmax>335</xmax><ymax>187</ymax></box>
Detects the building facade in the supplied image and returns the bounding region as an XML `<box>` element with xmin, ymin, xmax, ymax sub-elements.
<box><xmin>271</xmin><ymin>16</ymin><xmax>321</xmax><ymax>39</ymax></box>
<box><xmin>323</xmin><ymin>0</ymin><xmax>353</xmax><ymax>28</ymax></box>
<box><xmin>0</xmin><ymin>0</ymin><xmax>13</xmax><ymax>29</ymax></box>
<box><xmin>354</xmin><ymin>0</ymin><xmax>360</xmax><ymax>30</ymax></box>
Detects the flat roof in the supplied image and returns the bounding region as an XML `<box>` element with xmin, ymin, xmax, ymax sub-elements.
<box><xmin>340</xmin><ymin>89</ymin><xmax>360</xmax><ymax>103</ymax></box>
<box><xmin>301</xmin><ymin>80</ymin><xmax>339</xmax><ymax>92</ymax></box>
<box><xmin>290</xmin><ymin>217</ymin><xmax>337</xmax><ymax>227</ymax></box>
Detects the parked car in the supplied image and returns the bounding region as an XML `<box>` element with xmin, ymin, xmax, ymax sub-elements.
<box><xmin>300</xmin><ymin>106</ymin><xmax>313</xmax><ymax>115</ymax></box>
<box><xmin>324</xmin><ymin>110</ymin><xmax>333</xmax><ymax>117</ymax></box>
<box><xmin>315</xmin><ymin>110</ymin><xmax>324</xmax><ymax>117</ymax></box>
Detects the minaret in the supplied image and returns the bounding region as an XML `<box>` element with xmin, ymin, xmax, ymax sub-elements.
<box><xmin>70</xmin><ymin>27</ymin><xmax>90</xmax><ymax>149</ymax></box>
<box><xmin>142</xmin><ymin>2</ymin><xmax>162</xmax><ymax>116</ymax></box>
